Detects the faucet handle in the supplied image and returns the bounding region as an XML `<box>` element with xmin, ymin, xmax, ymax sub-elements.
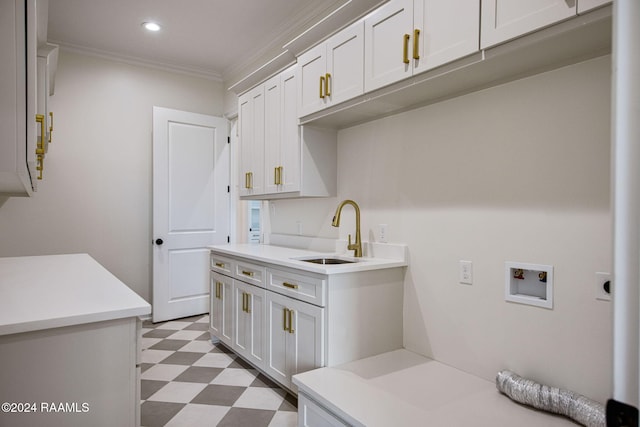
<box><xmin>348</xmin><ymin>234</ymin><xmax>352</xmax><ymax>247</ymax></box>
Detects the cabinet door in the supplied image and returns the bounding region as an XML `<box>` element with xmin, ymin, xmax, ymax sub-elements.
<box><xmin>279</xmin><ymin>67</ymin><xmax>301</xmax><ymax>193</ymax></box>
<box><xmin>480</xmin><ymin>0</ymin><xmax>576</xmax><ymax>49</ymax></box>
<box><xmin>210</xmin><ymin>274</ymin><xmax>222</xmax><ymax>338</ymax></box>
<box><xmin>288</xmin><ymin>296</ymin><xmax>324</xmax><ymax>380</ymax></box>
<box><xmin>233</xmin><ymin>283</ymin><xmax>249</xmax><ymax>355</ymax></box>
<box><xmin>364</xmin><ymin>0</ymin><xmax>414</xmax><ymax>92</ymax></box>
<box><xmin>263</xmin><ymin>75</ymin><xmax>281</xmax><ymax>194</ymax></box>
<box><xmin>210</xmin><ymin>272</ymin><xmax>233</xmax><ymax>346</ymax></box>
<box><xmin>298</xmin><ymin>43</ymin><xmax>327</xmax><ymax>117</ymax></box>
<box><xmin>233</xmin><ymin>280</ymin><xmax>266</xmax><ymax>369</ymax></box>
<box><xmin>577</xmin><ymin>0</ymin><xmax>610</xmax><ymax>14</ymax></box>
<box><xmin>413</xmin><ymin>0</ymin><xmax>479</xmax><ymax>75</ymax></box>
<box><xmin>238</xmin><ymin>85</ymin><xmax>265</xmax><ymax>197</ymax></box>
<box><xmin>265</xmin><ymin>292</ymin><xmax>292</xmax><ymax>388</ymax></box>
<box><xmin>36</xmin><ymin>56</ymin><xmax>49</xmax><ymax>155</ymax></box>
<box><xmin>264</xmin><ymin>291</ymin><xmax>324</xmax><ymax>390</ymax></box>
<box><xmin>221</xmin><ymin>279</ymin><xmax>234</xmax><ymax>346</ymax></box>
<box><xmin>325</xmin><ymin>21</ymin><xmax>364</xmax><ymax>107</ymax></box>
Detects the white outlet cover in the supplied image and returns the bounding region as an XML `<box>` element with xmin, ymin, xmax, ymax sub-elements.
<box><xmin>459</xmin><ymin>260</ymin><xmax>473</xmax><ymax>285</ymax></box>
<box><xmin>379</xmin><ymin>224</ymin><xmax>388</xmax><ymax>243</ymax></box>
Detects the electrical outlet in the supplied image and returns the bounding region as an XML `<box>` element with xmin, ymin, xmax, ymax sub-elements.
<box><xmin>595</xmin><ymin>272</ymin><xmax>611</xmax><ymax>301</ymax></box>
<box><xmin>379</xmin><ymin>224</ymin><xmax>388</xmax><ymax>243</ymax></box>
<box><xmin>459</xmin><ymin>260</ymin><xmax>473</xmax><ymax>285</ymax></box>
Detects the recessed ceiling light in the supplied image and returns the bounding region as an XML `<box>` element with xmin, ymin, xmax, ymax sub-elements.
<box><xmin>142</xmin><ymin>22</ymin><xmax>161</xmax><ymax>32</ymax></box>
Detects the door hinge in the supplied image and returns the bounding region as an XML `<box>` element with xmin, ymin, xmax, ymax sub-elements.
<box><xmin>227</xmin><ymin>136</ymin><xmax>230</xmax><ymax>144</ymax></box>
<box><xmin>227</xmin><ymin>236</ymin><xmax>230</xmax><ymax>243</ymax></box>
<box><xmin>227</xmin><ymin>185</ymin><xmax>230</xmax><ymax>193</ymax></box>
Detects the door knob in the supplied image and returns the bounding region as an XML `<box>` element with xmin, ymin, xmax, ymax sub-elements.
<box><xmin>155</xmin><ymin>238</ymin><xmax>164</xmax><ymax>245</ymax></box>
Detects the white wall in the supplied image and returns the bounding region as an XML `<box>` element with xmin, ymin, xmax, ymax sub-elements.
<box><xmin>270</xmin><ymin>55</ymin><xmax>612</xmax><ymax>403</ymax></box>
<box><xmin>0</xmin><ymin>50</ymin><xmax>224</xmax><ymax>301</ymax></box>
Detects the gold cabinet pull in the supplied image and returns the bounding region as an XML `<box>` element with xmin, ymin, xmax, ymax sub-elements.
<box><xmin>319</xmin><ymin>75</ymin><xmax>325</xmax><ymax>99</ymax></box>
<box><xmin>274</xmin><ymin>166</ymin><xmax>283</xmax><ymax>185</ymax></box>
<box><xmin>245</xmin><ymin>172</ymin><xmax>254</xmax><ymax>189</ymax></box>
<box><xmin>245</xmin><ymin>293</ymin><xmax>251</xmax><ymax>313</ymax></box>
<box><xmin>283</xmin><ymin>282</ymin><xmax>299</xmax><ymax>290</ymax></box>
<box><xmin>48</xmin><ymin>111</ymin><xmax>54</xmax><ymax>143</ymax></box>
<box><xmin>288</xmin><ymin>309</ymin><xmax>294</xmax><ymax>334</ymax></box>
<box><xmin>242</xmin><ymin>292</ymin><xmax>247</xmax><ymax>312</ymax></box>
<box><xmin>413</xmin><ymin>29</ymin><xmax>420</xmax><ymax>60</ymax></box>
<box><xmin>325</xmin><ymin>73</ymin><xmax>331</xmax><ymax>97</ymax></box>
<box><xmin>215</xmin><ymin>262</ymin><xmax>225</xmax><ymax>268</ymax></box>
<box><xmin>241</xmin><ymin>270</ymin><xmax>254</xmax><ymax>277</ymax></box>
<box><xmin>403</xmin><ymin>34</ymin><xmax>410</xmax><ymax>64</ymax></box>
<box><xmin>215</xmin><ymin>281</ymin><xmax>222</xmax><ymax>299</ymax></box>
<box><xmin>35</xmin><ymin>114</ymin><xmax>45</xmax><ymax>155</ymax></box>
<box><xmin>283</xmin><ymin>308</ymin><xmax>288</xmax><ymax>331</ymax></box>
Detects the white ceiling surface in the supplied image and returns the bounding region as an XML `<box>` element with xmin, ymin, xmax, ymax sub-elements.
<box><xmin>47</xmin><ymin>0</ymin><xmax>381</xmax><ymax>84</ymax></box>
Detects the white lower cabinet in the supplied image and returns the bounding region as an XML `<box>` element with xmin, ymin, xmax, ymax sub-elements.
<box><xmin>210</xmin><ymin>271</ymin><xmax>233</xmax><ymax>347</ymax></box>
<box><xmin>233</xmin><ymin>279</ymin><xmax>267</xmax><ymax>369</ymax></box>
<box><xmin>209</xmin><ymin>250</ymin><xmax>404</xmax><ymax>395</ymax></box>
<box><xmin>264</xmin><ymin>290</ymin><xmax>324</xmax><ymax>391</ymax></box>
<box><xmin>298</xmin><ymin>393</ymin><xmax>349</xmax><ymax>427</ymax></box>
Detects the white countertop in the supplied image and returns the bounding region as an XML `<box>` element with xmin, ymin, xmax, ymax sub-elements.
<box><xmin>0</xmin><ymin>253</ymin><xmax>151</xmax><ymax>336</ymax></box>
<box><xmin>293</xmin><ymin>349</ymin><xmax>579</xmax><ymax>427</ymax></box>
<box><xmin>208</xmin><ymin>243</ymin><xmax>407</xmax><ymax>275</ymax></box>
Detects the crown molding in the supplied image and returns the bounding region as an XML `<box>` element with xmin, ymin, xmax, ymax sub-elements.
<box><xmin>222</xmin><ymin>0</ymin><xmax>387</xmax><ymax>95</ymax></box>
<box><xmin>52</xmin><ymin>40</ymin><xmax>223</xmax><ymax>82</ymax></box>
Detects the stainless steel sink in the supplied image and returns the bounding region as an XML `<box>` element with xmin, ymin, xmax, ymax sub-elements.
<box><xmin>299</xmin><ymin>258</ymin><xmax>356</xmax><ymax>265</ymax></box>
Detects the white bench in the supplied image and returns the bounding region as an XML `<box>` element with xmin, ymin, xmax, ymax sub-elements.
<box><xmin>293</xmin><ymin>349</ymin><xmax>580</xmax><ymax>427</ymax></box>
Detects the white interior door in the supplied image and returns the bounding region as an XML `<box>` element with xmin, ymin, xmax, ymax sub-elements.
<box><xmin>153</xmin><ymin>107</ymin><xmax>229</xmax><ymax>323</ymax></box>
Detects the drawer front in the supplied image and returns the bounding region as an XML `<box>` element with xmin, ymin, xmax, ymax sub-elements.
<box><xmin>267</xmin><ymin>268</ymin><xmax>326</xmax><ymax>306</ymax></box>
<box><xmin>235</xmin><ymin>260</ymin><xmax>266</xmax><ymax>287</ymax></box>
<box><xmin>210</xmin><ymin>253</ymin><xmax>234</xmax><ymax>276</ymax></box>
<box><xmin>299</xmin><ymin>393</ymin><xmax>349</xmax><ymax>427</ymax></box>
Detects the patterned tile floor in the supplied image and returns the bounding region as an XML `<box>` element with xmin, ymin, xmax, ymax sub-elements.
<box><xmin>141</xmin><ymin>314</ymin><xmax>297</xmax><ymax>427</ymax></box>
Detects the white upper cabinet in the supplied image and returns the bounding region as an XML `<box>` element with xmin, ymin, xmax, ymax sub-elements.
<box><xmin>365</xmin><ymin>0</ymin><xmax>479</xmax><ymax>92</ymax></box>
<box><xmin>577</xmin><ymin>0</ymin><xmax>611</xmax><ymax>14</ymax></box>
<box><xmin>481</xmin><ymin>0</ymin><xmax>577</xmax><ymax>49</ymax></box>
<box><xmin>298</xmin><ymin>44</ymin><xmax>327</xmax><ymax>117</ymax></box>
<box><xmin>238</xmin><ymin>85</ymin><xmax>265</xmax><ymax>197</ymax></box>
<box><xmin>326</xmin><ymin>22</ymin><xmax>365</xmax><ymax>107</ymax></box>
<box><xmin>364</xmin><ymin>0</ymin><xmax>414</xmax><ymax>92</ymax></box>
<box><xmin>412</xmin><ymin>0</ymin><xmax>479</xmax><ymax>75</ymax></box>
<box><xmin>263</xmin><ymin>75</ymin><xmax>282</xmax><ymax>195</ymax></box>
<box><xmin>36</xmin><ymin>43</ymin><xmax>58</xmax><ymax>158</ymax></box>
<box><xmin>1</xmin><ymin>0</ymin><xmax>54</xmax><ymax>196</ymax></box>
<box><xmin>264</xmin><ymin>68</ymin><xmax>301</xmax><ymax>195</ymax></box>
<box><xmin>238</xmin><ymin>65</ymin><xmax>337</xmax><ymax>200</ymax></box>
<box><xmin>278</xmin><ymin>68</ymin><xmax>302</xmax><ymax>194</ymax></box>
<box><xmin>298</xmin><ymin>21</ymin><xmax>364</xmax><ymax>117</ymax></box>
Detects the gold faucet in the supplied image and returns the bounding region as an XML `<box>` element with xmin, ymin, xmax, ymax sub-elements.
<box><xmin>331</xmin><ymin>199</ymin><xmax>362</xmax><ymax>257</ymax></box>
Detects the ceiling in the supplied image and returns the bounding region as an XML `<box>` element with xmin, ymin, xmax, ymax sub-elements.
<box><xmin>47</xmin><ymin>0</ymin><xmax>383</xmax><ymax>86</ymax></box>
